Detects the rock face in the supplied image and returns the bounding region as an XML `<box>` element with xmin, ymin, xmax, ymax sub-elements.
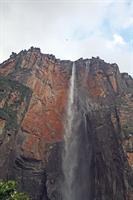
<box><xmin>0</xmin><ymin>47</ymin><xmax>133</xmax><ymax>200</ymax></box>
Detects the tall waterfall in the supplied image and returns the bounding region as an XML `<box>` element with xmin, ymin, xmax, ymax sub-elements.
<box><xmin>62</xmin><ymin>62</ymin><xmax>77</xmax><ymax>200</ymax></box>
<box><xmin>65</xmin><ymin>62</ymin><xmax>75</xmax><ymax>139</ymax></box>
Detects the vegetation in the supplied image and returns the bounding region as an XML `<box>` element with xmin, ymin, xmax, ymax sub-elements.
<box><xmin>0</xmin><ymin>180</ymin><xmax>30</xmax><ymax>200</ymax></box>
<box><xmin>0</xmin><ymin>77</ymin><xmax>32</xmax><ymax>131</ymax></box>
<box><xmin>0</xmin><ymin>108</ymin><xmax>18</xmax><ymax>130</ymax></box>
<box><xmin>0</xmin><ymin>77</ymin><xmax>32</xmax><ymax>101</ymax></box>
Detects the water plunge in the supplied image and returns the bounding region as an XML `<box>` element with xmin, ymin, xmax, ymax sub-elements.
<box><xmin>61</xmin><ymin>61</ymin><xmax>92</xmax><ymax>200</ymax></box>
<box><xmin>62</xmin><ymin>62</ymin><xmax>78</xmax><ymax>200</ymax></box>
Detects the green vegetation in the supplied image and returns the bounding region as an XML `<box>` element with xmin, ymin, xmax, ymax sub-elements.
<box><xmin>0</xmin><ymin>77</ymin><xmax>32</xmax><ymax>131</ymax></box>
<box><xmin>0</xmin><ymin>107</ymin><xmax>18</xmax><ymax>130</ymax></box>
<box><xmin>0</xmin><ymin>77</ymin><xmax>32</xmax><ymax>101</ymax></box>
<box><xmin>0</xmin><ymin>180</ymin><xmax>30</xmax><ymax>200</ymax></box>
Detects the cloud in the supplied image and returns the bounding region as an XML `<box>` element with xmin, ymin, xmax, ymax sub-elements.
<box><xmin>113</xmin><ymin>34</ymin><xmax>126</xmax><ymax>45</ymax></box>
<box><xmin>106</xmin><ymin>0</ymin><xmax>133</xmax><ymax>30</ymax></box>
<box><xmin>106</xmin><ymin>34</ymin><xmax>126</xmax><ymax>48</ymax></box>
<box><xmin>0</xmin><ymin>0</ymin><xmax>132</xmax><ymax>76</ymax></box>
<box><xmin>123</xmin><ymin>17</ymin><xmax>133</xmax><ymax>28</ymax></box>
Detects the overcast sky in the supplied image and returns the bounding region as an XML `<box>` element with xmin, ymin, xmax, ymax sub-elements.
<box><xmin>0</xmin><ymin>0</ymin><xmax>133</xmax><ymax>75</ymax></box>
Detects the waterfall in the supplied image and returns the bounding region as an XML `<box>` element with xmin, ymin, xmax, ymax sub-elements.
<box><xmin>65</xmin><ymin>62</ymin><xmax>75</xmax><ymax>140</ymax></box>
<box><xmin>62</xmin><ymin>62</ymin><xmax>77</xmax><ymax>200</ymax></box>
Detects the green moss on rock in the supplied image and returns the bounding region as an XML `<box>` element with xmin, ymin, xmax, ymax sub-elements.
<box><xmin>0</xmin><ymin>77</ymin><xmax>32</xmax><ymax>131</ymax></box>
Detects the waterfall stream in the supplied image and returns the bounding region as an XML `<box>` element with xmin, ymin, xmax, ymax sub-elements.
<box><xmin>62</xmin><ymin>62</ymin><xmax>77</xmax><ymax>200</ymax></box>
<box><xmin>65</xmin><ymin>62</ymin><xmax>75</xmax><ymax>140</ymax></box>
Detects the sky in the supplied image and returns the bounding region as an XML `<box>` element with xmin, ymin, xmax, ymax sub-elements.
<box><xmin>0</xmin><ymin>0</ymin><xmax>133</xmax><ymax>75</ymax></box>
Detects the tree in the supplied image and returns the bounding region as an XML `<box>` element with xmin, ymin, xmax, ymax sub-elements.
<box><xmin>0</xmin><ymin>180</ymin><xmax>30</xmax><ymax>200</ymax></box>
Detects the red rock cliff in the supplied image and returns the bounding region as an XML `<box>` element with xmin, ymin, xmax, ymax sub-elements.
<box><xmin>0</xmin><ymin>47</ymin><xmax>132</xmax><ymax>200</ymax></box>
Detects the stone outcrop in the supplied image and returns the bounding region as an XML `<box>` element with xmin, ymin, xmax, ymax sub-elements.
<box><xmin>0</xmin><ymin>47</ymin><xmax>132</xmax><ymax>199</ymax></box>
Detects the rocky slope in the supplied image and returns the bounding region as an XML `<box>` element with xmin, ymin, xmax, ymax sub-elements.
<box><xmin>0</xmin><ymin>47</ymin><xmax>133</xmax><ymax>200</ymax></box>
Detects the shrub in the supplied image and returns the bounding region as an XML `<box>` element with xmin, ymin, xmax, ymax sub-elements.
<box><xmin>0</xmin><ymin>180</ymin><xmax>30</xmax><ymax>200</ymax></box>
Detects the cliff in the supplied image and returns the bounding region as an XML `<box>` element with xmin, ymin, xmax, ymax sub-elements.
<box><xmin>0</xmin><ymin>47</ymin><xmax>133</xmax><ymax>200</ymax></box>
